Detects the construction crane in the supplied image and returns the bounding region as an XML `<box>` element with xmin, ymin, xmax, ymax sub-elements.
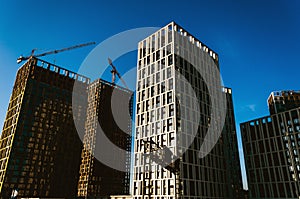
<box><xmin>108</xmin><ymin>57</ymin><xmax>129</xmax><ymax>89</ymax></box>
<box><xmin>17</xmin><ymin>42</ymin><xmax>96</xmax><ymax>64</ymax></box>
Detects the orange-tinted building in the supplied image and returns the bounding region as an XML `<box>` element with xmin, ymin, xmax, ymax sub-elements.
<box><xmin>0</xmin><ymin>57</ymin><xmax>89</xmax><ymax>198</ymax></box>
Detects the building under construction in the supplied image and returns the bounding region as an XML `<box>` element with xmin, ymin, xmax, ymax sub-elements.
<box><xmin>0</xmin><ymin>57</ymin><xmax>89</xmax><ymax>198</ymax></box>
<box><xmin>77</xmin><ymin>79</ymin><xmax>133</xmax><ymax>198</ymax></box>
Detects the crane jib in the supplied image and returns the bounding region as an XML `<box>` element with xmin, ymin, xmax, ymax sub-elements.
<box><xmin>17</xmin><ymin>42</ymin><xmax>96</xmax><ymax>64</ymax></box>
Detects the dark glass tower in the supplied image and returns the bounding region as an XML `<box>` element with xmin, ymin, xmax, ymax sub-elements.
<box><xmin>0</xmin><ymin>57</ymin><xmax>89</xmax><ymax>198</ymax></box>
<box><xmin>241</xmin><ymin>91</ymin><xmax>300</xmax><ymax>198</ymax></box>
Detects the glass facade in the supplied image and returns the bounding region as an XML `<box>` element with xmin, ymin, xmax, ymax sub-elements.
<box><xmin>241</xmin><ymin>107</ymin><xmax>300</xmax><ymax>198</ymax></box>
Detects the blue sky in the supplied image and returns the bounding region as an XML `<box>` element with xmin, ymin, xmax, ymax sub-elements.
<box><xmin>1</xmin><ymin>0</ymin><xmax>300</xmax><ymax>190</ymax></box>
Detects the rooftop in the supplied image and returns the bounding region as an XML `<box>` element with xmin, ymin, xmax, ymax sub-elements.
<box><xmin>21</xmin><ymin>57</ymin><xmax>91</xmax><ymax>84</ymax></box>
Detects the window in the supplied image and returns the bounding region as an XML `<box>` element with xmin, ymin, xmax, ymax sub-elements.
<box><xmin>168</xmin><ymin>55</ymin><xmax>173</xmax><ymax>66</ymax></box>
<box><xmin>137</xmin><ymin>103</ymin><xmax>141</xmax><ymax>114</ymax></box>
<box><xmin>168</xmin><ymin>26</ymin><xmax>172</xmax><ymax>43</ymax></box>
<box><xmin>151</xmin><ymin>64</ymin><xmax>155</xmax><ymax>74</ymax></box>
<box><xmin>151</xmin><ymin>35</ymin><xmax>155</xmax><ymax>51</ymax></box>
<box><xmin>151</xmin><ymin>111</ymin><xmax>155</xmax><ymax>122</ymax></box>
<box><xmin>157</xmin><ymin>32</ymin><xmax>161</xmax><ymax>48</ymax></box>
<box><xmin>157</xmin><ymin>84</ymin><xmax>160</xmax><ymax>95</ymax></box>
<box><xmin>161</xmin><ymin>29</ymin><xmax>165</xmax><ymax>47</ymax></box>
<box><xmin>167</xmin><ymin>91</ymin><xmax>172</xmax><ymax>104</ymax></box>
<box><xmin>168</xmin><ymin>78</ymin><xmax>173</xmax><ymax>90</ymax></box>
<box><xmin>156</xmin><ymin>96</ymin><xmax>160</xmax><ymax>107</ymax></box>
<box><xmin>150</xmin><ymin>86</ymin><xmax>155</xmax><ymax>97</ymax></box>
<box><xmin>161</xmin><ymin>107</ymin><xmax>166</xmax><ymax>119</ymax></box>
<box><xmin>161</xmin><ymin>58</ymin><xmax>165</xmax><ymax>67</ymax></box>
<box><xmin>167</xmin><ymin>118</ymin><xmax>173</xmax><ymax>131</ymax></box>
<box><xmin>141</xmin><ymin>90</ymin><xmax>145</xmax><ymax>101</ymax></box>
<box><xmin>167</xmin><ymin>67</ymin><xmax>172</xmax><ymax>78</ymax></box>
<box><xmin>156</xmin><ymin>72</ymin><xmax>160</xmax><ymax>82</ymax></box>
<box><xmin>156</xmin><ymin>50</ymin><xmax>160</xmax><ymax>61</ymax></box>
<box><xmin>141</xmin><ymin>114</ymin><xmax>145</xmax><ymax>125</ymax></box>
<box><xmin>169</xmin><ymin>104</ymin><xmax>174</xmax><ymax>117</ymax></box>
<box><xmin>167</xmin><ymin>44</ymin><xmax>171</xmax><ymax>55</ymax></box>
<box><xmin>161</xmin><ymin>82</ymin><xmax>166</xmax><ymax>93</ymax></box>
<box><xmin>146</xmin><ymin>100</ymin><xmax>149</xmax><ymax>111</ymax></box>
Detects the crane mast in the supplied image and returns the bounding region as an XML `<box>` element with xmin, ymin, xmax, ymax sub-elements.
<box><xmin>108</xmin><ymin>58</ymin><xmax>129</xmax><ymax>90</ymax></box>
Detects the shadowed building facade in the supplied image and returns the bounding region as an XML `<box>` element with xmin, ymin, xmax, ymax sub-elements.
<box><xmin>241</xmin><ymin>91</ymin><xmax>300</xmax><ymax>199</ymax></box>
<box><xmin>77</xmin><ymin>79</ymin><xmax>133</xmax><ymax>198</ymax></box>
<box><xmin>268</xmin><ymin>90</ymin><xmax>300</xmax><ymax>115</ymax></box>
<box><xmin>222</xmin><ymin>87</ymin><xmax>244</xmax><ymax>198</ymax></box>
<box><xmin>0</xmin><ymin>57</ymin><xmax>89</xmax><ymax>198</ymax></box>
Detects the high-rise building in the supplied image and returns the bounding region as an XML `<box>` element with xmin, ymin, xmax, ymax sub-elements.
<box><xmin>222</xmin><ymin>87</ymin><xmax>244</xmax><ymax>199</ymax></box>
<box><xmin>0</xmin><ymin>57</ymin><xmax>89</xmax><ymax>198</ymax></box>
<box><xmin>241</xmin><ymin>91</ymin><xmax>300</xmax><ymax>199</ymax></box>
<box><xmin>268</xmin><ymin>90</ymin><xmax>300</xmax><ymax>115</ymax></box>
<box><xmin>77</xmin><ymin>79</ymin><xmax>133</xmax><ymax>198</ymax></box>
<box><xmin>132</xmin><ymin>22</ymin><xmax>242</xmax><ymax>199</ymax></box>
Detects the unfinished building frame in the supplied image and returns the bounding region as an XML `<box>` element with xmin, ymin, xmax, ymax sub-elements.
<box><xmin>0</xmin><ymin>57</ymin><xmax>89</xmax><ymax>198</ymax></box>
<box><xmin>77</xmin><ymin>79</ymin><xmax>133</xmax><ymax>198</ymax></box>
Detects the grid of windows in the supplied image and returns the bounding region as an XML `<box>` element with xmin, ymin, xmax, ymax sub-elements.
<box><xmin>268</xmin><ymin>91</ymin><xmax>300</xmax><ymax>115</ymax></box>
<box><xmin>0</xmin><ymin>57</ymin><xmax>89</xmax><ymax>198</ymax></box>
<box><xmin>77</xmin><ymin>79</ymin><xmax>133</xmax><ymax>198</ymax></box>
<box><xmin>134</xmin><ymin>22</ymin><xmax>176</xmax><ymax>199</ymax></box>
<box><xmin>241</xmin><ymin>108</ymin><xmax>300</xmax><ymax>198</ymax></box>
<box><xmin>133</xmin><ymin>22</ymin><xmax>241</xmax><ymax>199</ymax></box>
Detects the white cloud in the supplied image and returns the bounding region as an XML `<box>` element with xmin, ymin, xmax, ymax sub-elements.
<box><xmin>246</xmin><ymin>104</ymin><xmax>256</xmax><ymax>112</ymax></box>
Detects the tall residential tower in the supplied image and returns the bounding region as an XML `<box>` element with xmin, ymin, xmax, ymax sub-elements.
<box><xmin>133</xmin><ymin>22</ymin><xmax>242</xmax><ymax>199</ymax></box>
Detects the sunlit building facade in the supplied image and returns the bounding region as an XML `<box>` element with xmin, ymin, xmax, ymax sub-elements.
<box><xmin>133</xmin><ymin>22</ymin><xmax>242</xmax><ymax>199</ymax></box>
